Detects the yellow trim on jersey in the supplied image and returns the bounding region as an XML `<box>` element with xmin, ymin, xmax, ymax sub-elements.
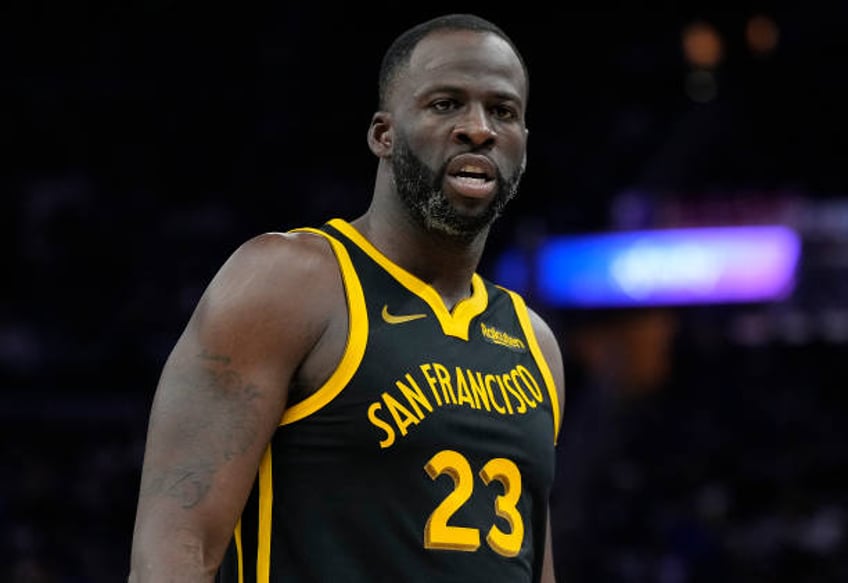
<box><xmin>234</xmin><ymin>518</ymin><xmax>244</xmax><ymax>583</ymax></box>
<box><xmin>279</xmin><ymin>228</ymin><xmax>369</xmax><ymax>425</ymax></box>
<box><xmin>328</xmin><ymin>218</ymin><xmax>487</xmax><ymax>340</ymax></box>
<box><xmin>502</xmin><ymin>288</ymin><xmax>561</xmax><ymax>442</ymax></box>
<box><xmin>257</xmin><ymin>446</ymin><xmax>273</xmax><ymax>583</ymax></box>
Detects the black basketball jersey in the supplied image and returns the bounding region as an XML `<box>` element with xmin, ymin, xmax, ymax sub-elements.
<box><xmin>218</xmin><ymin>218</ymin><xmax>561</xmax><ymax>583</ymax></box>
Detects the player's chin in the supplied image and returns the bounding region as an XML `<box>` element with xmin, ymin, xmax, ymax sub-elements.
<box><xmin>445</xmin><ymin>188</ymin><xmax>498</xmax><ymax>215</ymax></box>
<box><xmin>450</xmin><ymin>204</ymin><xmax>500</xmax><ymax>233</ymax></box>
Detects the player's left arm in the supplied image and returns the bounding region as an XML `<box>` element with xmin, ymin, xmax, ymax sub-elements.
<box><xmin>527</xmin><ymin>307</ymin><xmax>565</xmax><ymax>583</ymax></box>
<box><xmin>542</xmin><ymin>511</ymin><xmax>556</xmax><ymax>583</ymax></box>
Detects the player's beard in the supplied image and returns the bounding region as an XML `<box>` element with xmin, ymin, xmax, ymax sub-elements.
<box><xmin>391</xmin><ymin>135</ymin><xmax>523</xmax><ymax>241</ymax></box>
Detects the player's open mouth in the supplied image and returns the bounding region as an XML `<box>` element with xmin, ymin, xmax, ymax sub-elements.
<box><xmin>446</xmin><ymin>154</ymin><xmax>496</xmax><ymax>199</ymax></box>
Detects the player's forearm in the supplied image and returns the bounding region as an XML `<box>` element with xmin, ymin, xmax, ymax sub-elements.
<box><xmin>128</xmin><ymin>566</ymin><xmax>216</xmax><ymax>583</ymax></box>
<box><xmin>129</xmin><ymin>505</ymin><xmax>225</xmax><ymax>583</ymax></box>
<box><xmin>129</xmin><ymin>530</ymin><xmax>220</xmax><ymax>583</ymax></box>
<box><xmin>128</xmin><ymin>565</ymin><xmax>216</xmax><ymax>583</ymax></box>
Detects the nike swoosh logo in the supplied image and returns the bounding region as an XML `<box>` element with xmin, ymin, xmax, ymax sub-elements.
<box><xmin>381</xmin><ymin>304</ymin><xmax>427</xmax><ymax>324</ymax></box>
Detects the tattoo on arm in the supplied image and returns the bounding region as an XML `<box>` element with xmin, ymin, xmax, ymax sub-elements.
<box><xmin>141</xmin><ymin>465</ymin><xmax>215</xmax><ymax>509</ymax></box>
<box><xmin>200</xmin><ymin>349</ymin><xmax>232</xmax><ymax>365</ymax></box>
<box><xmin>141</xmin><ymin>350</ymin><xmax>266</xmax><ymax>508</ymax></box>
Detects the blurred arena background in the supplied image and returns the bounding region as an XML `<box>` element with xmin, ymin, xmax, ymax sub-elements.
<box><xmin>3</xmin><ymin>2</ymin><xmax>847</xmax><ymax>581</ymax></box>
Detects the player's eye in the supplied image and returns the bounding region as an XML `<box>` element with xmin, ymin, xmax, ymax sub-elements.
<box><xmin>492</xmin><ymin>105</ymin><xmax>518</xmax><ymax>121</ymax></box>
<box><xmin>431</xmin><ymin>99</ymin><xmax>458</xmax><ymax>113</ymax></box>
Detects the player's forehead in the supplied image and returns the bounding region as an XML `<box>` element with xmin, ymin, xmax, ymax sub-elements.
<box><xmin>400</xmin><ymin>29</ymin><xmax>527</xmax><ymax>100</ymax></box>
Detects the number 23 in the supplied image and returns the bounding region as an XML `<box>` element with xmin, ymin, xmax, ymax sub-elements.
<box><xmin>424</xmin><ymin>449</ymin><xmax>524</xmax><ymax>557</ymax></box>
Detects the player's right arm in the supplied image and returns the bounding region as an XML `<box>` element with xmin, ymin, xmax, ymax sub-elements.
<box><xmin>128</xmin><ymin>231</ymin><xmax>342</xmax><ymax>582</ymax></box>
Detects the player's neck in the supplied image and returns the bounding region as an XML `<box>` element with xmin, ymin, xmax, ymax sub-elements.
<box><xmin>351</xmin><ymin>208</ymin><xmax>488</xmax><ymax>310</ymax></box>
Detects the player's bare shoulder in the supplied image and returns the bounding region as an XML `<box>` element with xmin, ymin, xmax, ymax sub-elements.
<box><xmin>226</xmin><ymin>229</ymin><xmax>340</xmax><ymax>289</ymax></box>
<box><xmin>193</xmin><ymin>229</ymin><xmax>344</xmax><ymax>346</ymax></box>
<box><xmin>226</xmin><ymin>230</ymin><xmax>349</xmax><ymax>398</ymax></box>
<box><xmin>240</xmin><ymin>228</ymin><xmax>339</xmax><ymax>298</ymax></box>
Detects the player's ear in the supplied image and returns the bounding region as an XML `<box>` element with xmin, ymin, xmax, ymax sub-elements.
<box><xmin>520</xmin><ymin>127</ymin><xmax>528</xmax><ymax>173</ymax></box>
<box><xmin>368</xmin><ymin>111</ymin><xmax>393</xmax><ymax>157</ymax></box>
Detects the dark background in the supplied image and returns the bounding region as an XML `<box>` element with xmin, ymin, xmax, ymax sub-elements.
<box><xmin>3</xmin><ymin>1</ymin><xmax>848</xmax><ymax>581</ymax></box>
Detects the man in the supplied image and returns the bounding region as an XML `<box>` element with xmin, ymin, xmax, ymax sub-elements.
<box><xmin>129</xmin><ymin>13</ymin><xmax>565</xmax><ymax>582</ymax></box>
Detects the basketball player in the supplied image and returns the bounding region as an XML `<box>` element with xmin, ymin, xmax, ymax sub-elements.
<box><xmin>129</xmin><ymin>13</ymin><xmax>565</xmax><ymax>582</ymax></box>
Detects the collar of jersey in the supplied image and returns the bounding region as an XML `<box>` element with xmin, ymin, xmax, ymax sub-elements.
<box><xmin>328</xmin><ymin>218</ymin><xmax>487</xmax><ymax>341</ymax></box>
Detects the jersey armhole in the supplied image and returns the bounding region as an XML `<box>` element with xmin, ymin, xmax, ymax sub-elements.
<box><xmin>279</xmin><ymin>228</ymin><xmax>369</xmax><ymax>425</ymax></box>
<box><xmin>500</xmin><ymin>287</ymin><xmax>561</xmax><ymax>443</ymax></box>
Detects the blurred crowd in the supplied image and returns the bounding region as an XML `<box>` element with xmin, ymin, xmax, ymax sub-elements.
<box><xmin>552</xmin><ymin>309</ymin><xmax>847</xmax><ymax>582</ymax></box>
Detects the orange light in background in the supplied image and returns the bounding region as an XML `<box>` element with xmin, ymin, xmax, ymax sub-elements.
<box><xmin>572</xmin><ymin>310</ymin><xmax>679</xmax><ymax>396</ymax></box>
<box><xmin>746</xmin><ymin>13</ymin><xmax>780</xmax><ymax>55</ymax></box>
<box><xmin>682</xmin><ymin>20</ymin><xmax>724</xmax><ymax>69</ymax></box>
